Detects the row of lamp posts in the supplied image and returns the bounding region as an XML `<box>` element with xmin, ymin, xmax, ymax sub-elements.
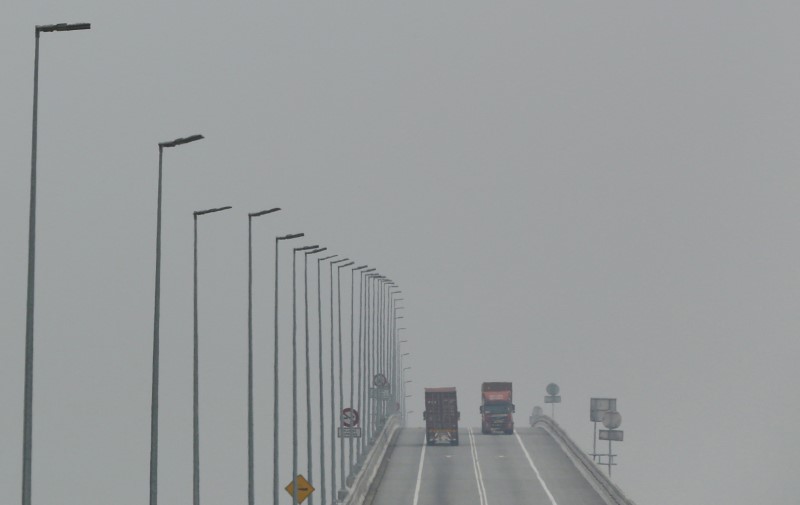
<box><xmin>21</xmin><ymin>20</ymin><xmax>409</xmax><ymax>505</ymax></box>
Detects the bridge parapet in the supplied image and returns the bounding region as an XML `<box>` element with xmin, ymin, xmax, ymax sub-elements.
<box><xmin>341</xmin><ymin>414</ymin><xmax>401</xmax><ymax>505</ymax></box>
<box><xmin>531</xmin><ymin>415</ymin><xmax>637</xmax><ymax>505</ymax></box>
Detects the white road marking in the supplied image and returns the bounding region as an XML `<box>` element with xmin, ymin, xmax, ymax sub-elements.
<box><xmin>514</xmin><ymin>430</ymin><xmax>558</xmax><ymax>505</ymax></box>
<box><xmin>412</xmin><ymin>434</ymin><xmax>427</xmax><ymax>505</ymax></box>
<box><xmin>468</xmin><ymin>427</ymin><xmax>489</xmax><ymax>505</ymax></box>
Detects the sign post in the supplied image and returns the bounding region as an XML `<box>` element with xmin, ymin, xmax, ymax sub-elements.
<box><xmin>544</xmin><ymin>383</ymin><xmax>561</xmax><ymax>418</ymax></box>
<box><xmin>589</xmin><ymin>398</ymin><xmax>617</xmax><ymax>462</ymax></box>
<box><xmin>600</xmin><ymin>410</ymin><xmax>623</xmax><ymax>477</ymax></box>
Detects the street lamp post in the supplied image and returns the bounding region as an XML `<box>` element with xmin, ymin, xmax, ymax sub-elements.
<box><xmin>303</xmin><ymin>247</ymin><xmax>326</xmax><ymax>505</ymax></box>
<box><xmin>150</xmin><ymin>133</ymin><xmax>203</xmax><ymax>505</ymax></box>
<box><xmin>316</xmin><ymin>254</ymin><xmax>337</xmax><ymax>505</ymax></box>
<box><xmin>329</xmin><ymin>258</ymin><xmax>349</xmax><ymax>502</ymax></box>
<box><xmin>336</xmin><ymin>260</ymin><xmax>354</xmax><ymax>498</ymax></box>
<box><xmin>246</xmin><ymin>208</ymin><xmax>280</xmax><ymax>505</ymax></box>
<box><xmin>23</xmin><ymin>22</ymin><xmax>90</xmax><ymax>505</ymax></box>
<box><xmin>274</xmin><ymin>232</ymin><xmax>304</xmax><ymax>505</ymax></box>
<box><xmin>193</xmin><ymin>206</ymin><xmax>231</xmax><ymax>505</ymax></box>
<box><xmin>356</xmin><ymin>268</ymin><xmax>375</xmax><ymax>463</ymax></box>
<box><xmin>365</xmin><ymin>274</ymin><xmax>383</xmax><ymax>444</ymax></box>
<box><xmin>347</xmin><ymin>265</ymin><xmax>367</xmax><ymax>482</ymax></box>
<box><xmin>292</xmin><ymin>244</ymin><xmax>320</xmax><ymax>505</ymax></box>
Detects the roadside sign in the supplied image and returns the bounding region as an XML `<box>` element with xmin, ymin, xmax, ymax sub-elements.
<box><xmin>590</xmin><ymin>398</ymin><xmax>617</xmax><ymax>422</ymax></box>
<box><xmin>338</xmin><ymin>427</ymin><xmax>362</xmax><ymax>438</ymax></box>
<box><xmin>599</xmin><ymin>429</ymin><xmax>624</xmax><ymax>442</ymax></box>
<box><xmin>341</xmin><ymin>408</ymin><xmax>359</xmax><ymax>427</ymax></box>
<box><xmin>602</xmin><ymin>410</ymin><xmax>622</xmax><ymax>430</ymax></box>
<box><xmin>544</xmin><ymin>395</ymin><xmax>561</xmax><ymax>404</ymax></box>
<box><xmin>373</xmin><ymin>373</ymin><xmax>388</xmax><ymax>387</ymax></box>
<box><xmin>368</xmin><ymin>388</ymin><xmax>392</xmax><ymax>400</ymax></box>
<box><xmin>285</xmin><ymin>474</ymin><xmax>315</xmax><ymax>504</ymax></box>
<box><xmin>546</xmin><ymin>383</ymin><xmax>560</xmax><ymax>396</ymax></box>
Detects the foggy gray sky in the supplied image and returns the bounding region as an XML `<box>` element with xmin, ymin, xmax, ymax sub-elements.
<box><xmin>2</xmin><ymin>1</ymin><xmax>799</xmax><ymax>504</ymax></box>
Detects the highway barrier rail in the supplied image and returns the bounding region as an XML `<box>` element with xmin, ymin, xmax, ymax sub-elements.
<box><xmin>531</xmin><ymin>415</ymin><xmax>637</xmax><ymax>505</ymax></box>
<box><xmin>341</xmin><ymin>414</ymin><xmax>401</xmax><ymax>505</ymax></box>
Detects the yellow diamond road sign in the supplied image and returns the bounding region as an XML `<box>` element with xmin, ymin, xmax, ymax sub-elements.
<box><xmin>285</xmin><ymin>474</ymin><xmax>315</xmax><ymax>504</ymax></box>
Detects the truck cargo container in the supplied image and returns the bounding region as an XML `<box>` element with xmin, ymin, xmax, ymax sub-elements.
<box><xmin>480</xmin><ymin>382</ymin><xmax>514</xmax><ymax>434</ymax></box>
<box><xmin>423</xmin><ymin>387</ymin><xmax>460</xmax><ymax>445</ymax></box>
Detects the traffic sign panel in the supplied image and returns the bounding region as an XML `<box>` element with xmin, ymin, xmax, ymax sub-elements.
<box><xmin>338</xmin><ymin>427</ymin><xmax>362</xmax><ymax>438</ymax></box>
<box><xmin>373</xmin><ymin>373</ymin><xmax>388</xmax><ymax>387</ymax></box>
<box><xmin>368</xmin><ymin>388</ymin><xmax>391</xmax><ymax>400</ymax></box>
<box><xmin>544</xmin><ymin>395</ymin><xmax>561</xmax><ymax>404</ymax></box>
<box><xmin>341</xmin><ymin>407</ymin><xmax>360</xmax><ymax>427</ymax></box>
<box><xmin>285</xmin><ymin>474</ymin><xmax>315</xmax><ymax>504</ymax></box>
<box><xmin>599</xmin><ymin>429</ymin><xmax>624</xmax><ymax>442</ymax></box>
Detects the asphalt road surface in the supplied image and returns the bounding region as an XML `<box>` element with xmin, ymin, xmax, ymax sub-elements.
<box><xmin>371</xmin><ymin>427</ymin><xmax>607</xmax><ymax>505</ymax></box>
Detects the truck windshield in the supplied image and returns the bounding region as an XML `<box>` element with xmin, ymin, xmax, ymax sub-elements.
<box><xmin>484</xmin><ymin>404</ymin><xmax>509</xmax><ymax>414</ymax></box>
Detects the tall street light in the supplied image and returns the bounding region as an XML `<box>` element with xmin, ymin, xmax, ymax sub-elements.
<box><xmin>23</xmin><ymin>22</ymin><xmax>90</xmax><ymax>505</ymax></box>
<box><xmin>274</xmin><ymin>232</ymin><xmax>304</xmax><ymax>505</ymax></box>
<box><xmin>150</xmin><ymin>131</ymin><xmax>205</xmax><ymax>505</ymax></box>
<box><xmin>292</xmin><ymin>244</ymin><xmax>320</xmax><ymax>505</ymax></box>
<box><xmin>303</xmin><ymin>247</ymin><xmax>326</xmax><ymax>505</ymax></box>
<box><xmin>356</xmin><ymin>268</ymin><xmax>376</xmax><ymax>462</ymax></box>
<box><xmin>246</xmin><ymin>208</ymin><xmax>280</xmax><ymax>505</ymax></box>
<box><xmin>329</xmin><ymin>257</ymin><xmax>349</xmax><ymax>501</ymax></box>
<box><xmin>316</xmin><ymin>254</ymin><xmax>337</xmax><ymax>505</ymax></box>
<box><xmin>193</xmin><ymin>206</ymin><xmax>231</xmax><ymax>505</ymax></box>
<box><xmin>348</xmin><ymin>265</ymin><xmax>368</xmax><ymax>481</ymax></box>
<box><xmin>336</xmin><ymin>260</ymin><xmax>354</xmax><ymax>499</ymax></box>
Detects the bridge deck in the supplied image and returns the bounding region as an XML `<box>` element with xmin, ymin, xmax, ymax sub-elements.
<box><xmin>371</xmin><ymin>427</ymin><xmax>606</xmax><ymax>505</ymax></box>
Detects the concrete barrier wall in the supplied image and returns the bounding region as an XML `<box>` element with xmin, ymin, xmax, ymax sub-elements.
<box><xmin>341</xmin><ymin>415</ymin><xmax>401</xmax><ymax>505</ymax></box>
<box><xmin>532</xmin><ymin>416</ymin><xmax>637</xmax><ymax>505</ymax></box>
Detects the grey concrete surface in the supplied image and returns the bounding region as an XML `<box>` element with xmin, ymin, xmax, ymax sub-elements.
<box><xmin>371</xmin><ymin>427</ymin><xmax>609</xmax><ymax>505</ymax></box>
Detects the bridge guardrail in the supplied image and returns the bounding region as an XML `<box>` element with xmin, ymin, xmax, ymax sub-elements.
<box><xmin>531</xmin><ymin>415</ymin><xmax>636</xmax><ymax>505</ymax></box>
<box><xmin>341</xmin><ymin>414</ymin><xmax>401</xmax><ymax>505</ymax></box>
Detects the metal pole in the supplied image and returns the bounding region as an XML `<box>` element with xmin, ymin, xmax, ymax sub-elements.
<box><xmin>329</xmin><ymin>258</ymin><xmax>347</xmax><ymax>502</ymax></box>
<box><xmin>273</xmin><ymin>238</ymin><xmax>280</xmax><ymax>505</ymax></box>
<box><xmin>304</xmin><ymin>249</ymin><xmax>325</xmax><ymax>505</ymax></box>
<box><xmin>24</xmin><ymin>24</ymin><xmax>91</xmax><ymax>505</ymax></box>
<box><xmin>317</xmin><ymin>254</ymin><xmax>335</xmax><ymax>505</ymax></box>
<box><xmin>593</xmin><ymin>422</ymin><xmax>597</xmax><ymax>462</ymax></box>
<box><xmin>291</xmin><ymin>244</ymin><xmax>318</xmax><ymax>505</ymax></box>
<box><xmin>193</xmin><ymin>214</ymin><xmax>199</xmax><ymax>505</ymax></box>
<box><xmin>304</xmin><ymin>253</ymin><xmax>312</xmax><ymax>505</ymax></box>
<box><xmin>338</xmin><ymin>265</ymin><xmax>345</xmax><ymax>493</ymax></box>
<box><xmin>356</xmin><ymin>272</ymin><xmax>365</xmax><ymax>460</ymax></box>
<box><xmin>349</xmin><ymin>269</ymin><xmax>355</xmax><ymax>478</ymax></box>
<box><xmin>292</xmin><ymin>250</ymin><xmax>298</xmax><ymax>505</ymax></box>
<box><xmin>192</xmin><ymin>206</ymin><xmax>230</xmax><ymax>505</ymax></box>
<box><xmin>337</xmin><ymin>262</ymin><xmax>351</xmax><ymax>493</ymax></box>
<box><xmin>149</xmin><ymin>144</ymin><xmax>163</xmax><ymax>505</ymax></box>
<box><xmin>148</xmin><ymin>133</ymin><xmax>203</xmax><ymax>505</ymax></box>
<box><xmin>247</xmin><ymin>217</ymin><xmax>253</xmax><ymax>505</ymax></box>
<box><xmin>247</xmin><ymin>208</ymin><xmax>279</xmax><ymax>505</ymax></box>
<box><xmin>22</xmin><ymin>31</ymin><xmax>40</xmax><ymax>505</ymax></box>
<box><xmin>274</xmin><ymin>233</ymin><xmax>304</xmax><ymax>505</ymax></box>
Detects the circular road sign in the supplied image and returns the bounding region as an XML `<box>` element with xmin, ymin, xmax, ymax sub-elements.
<box><xmin>341</xmin><ymin>408</ymin><xmax>360</xmax><ymax>427</ymax></box>
<box><xmin>602</xmin><ymin>410</ymin><xmax>622</xmax><ymax>430</ymax></box>
<box><xmin>373</xmin><ymin>373</ymin><xmax>388</xmax><ymax>387</ymax></box>
<box><xmin>546</xmin><ymin>383</ymin><xmax>560</xmax><ymax>396</ymax></box>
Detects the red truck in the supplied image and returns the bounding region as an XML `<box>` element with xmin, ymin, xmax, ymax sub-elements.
<box><xmin>480</xmin><ymin>382</ymin><xmax>515</xmax><ymax>434</ymax></box>
<box><xmin>423</xmin><ymin>387</ymin><xmax>460</xmax><ymax>445</ymax></box>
